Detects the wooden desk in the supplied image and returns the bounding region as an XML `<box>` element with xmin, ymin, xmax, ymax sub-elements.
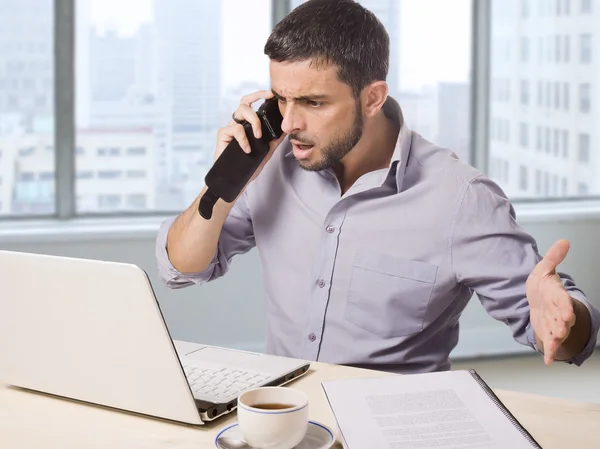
<box><xmin>1</xmin><ymin>362</ymin><xmax>599</xmax><ymax>448</ymax></box>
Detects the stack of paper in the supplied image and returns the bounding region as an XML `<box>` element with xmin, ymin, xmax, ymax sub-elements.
<box><xmin>321</xmin><ymin>369</ymin><xmax>541</xmax><ymax>449</ymax></box>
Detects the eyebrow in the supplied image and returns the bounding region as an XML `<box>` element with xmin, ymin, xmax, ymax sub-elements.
<box><xmin>271</xmin><ymin>89</ymin><xmax>330</xmax><ymax>102</ymax></box>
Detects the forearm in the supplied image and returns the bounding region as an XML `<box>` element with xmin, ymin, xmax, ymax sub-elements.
<box><xmin>166</xmin><ymin>186</ymin><xmax>235</xmax><ymax>274</ymax></box>
<box><xmin>535</xmin><ymin>297</ymin><xmax>592</xmax><ymax>361</ymax></box>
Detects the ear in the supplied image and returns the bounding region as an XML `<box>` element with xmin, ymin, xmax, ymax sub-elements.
<box><xmin>362</xmin><ymin>81</ymin><xmax>388</xmax><ymax>118</ymax></box>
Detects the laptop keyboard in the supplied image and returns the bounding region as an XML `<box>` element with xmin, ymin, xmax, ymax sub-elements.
<box><xmin>183</xmin><ymin>363</ymin><xmax>271</xmax><ymax>400</ymax></box>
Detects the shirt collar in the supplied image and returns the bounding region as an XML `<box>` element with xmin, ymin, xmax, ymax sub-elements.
<box><xmin>283</xmin><ymin>95</ymin><xmax>413</xmax><ymax>192</ymax></box>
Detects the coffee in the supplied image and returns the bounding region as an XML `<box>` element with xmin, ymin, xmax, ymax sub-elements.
<box><xmin>251</xmin><ymin>402</ymin><xmax>295</xmax><ymax>410</ymax></box>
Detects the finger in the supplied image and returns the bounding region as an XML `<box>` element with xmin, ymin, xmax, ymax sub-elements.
<box><xmin>544</xmin><ymin>336</ymin><xmax>558</xmax><ymax>365</ymax></box>
<box><xmin>556</xmin><ymin>293</ymin><xmax>575</xmax><ymax>323</ymax></box>
<box><xmin>240</xmin><ymin>89</ymin><xmax>275</xmax><ymax>106</ymax></box>
<box><xmin>533</xmin><ymin>239</ymin><xmax>570</xmax><ymax>277</ymax></box>
<box><xmin>217</xmin><ymin>124</ymin><xmax>251</xmax><ymax>154</ymax></box>
<box><xmin>234</xmin><ymin>104</ymin><xmax>262</xmax><ymax>139</ymax></box>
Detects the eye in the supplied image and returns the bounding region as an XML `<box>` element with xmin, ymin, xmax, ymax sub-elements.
<box><xmin>277</xmin><ymin>97</ymin><xmax>287</xmax><ymax>104</ymax></box>
<box><xmin>307</xmin><ymin>100</ymin><xmax>322</xmax><ymax>108</ymax></box>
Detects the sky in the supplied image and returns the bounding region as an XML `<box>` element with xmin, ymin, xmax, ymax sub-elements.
<box><xmin>85</xmin><ymin>0</ymin><xmax>471</xmax><ymax>92</ymax></box>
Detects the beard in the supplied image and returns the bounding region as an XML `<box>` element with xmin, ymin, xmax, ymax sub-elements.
<box><xmin>290</xmin><ymin>100</ymin><xmax>363</xmax><ymax>172</ymax></box>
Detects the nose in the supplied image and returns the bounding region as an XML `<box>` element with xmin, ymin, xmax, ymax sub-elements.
<box><xmin>280</xmin><ymin>103</ymin><xmax>303</xmax><ymax>135</ymax></box>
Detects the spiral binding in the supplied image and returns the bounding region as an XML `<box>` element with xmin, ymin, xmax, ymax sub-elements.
<box><xmin>468</xmin><ymin>369</ymin><xmax>543</xmax><ymax>448</ymax></box>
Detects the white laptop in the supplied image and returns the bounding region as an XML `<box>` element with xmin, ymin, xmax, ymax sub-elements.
<box><xmin>0</xmin><ymin>250</ymin><xmax>310</xmax><ymax>425</ymax></box>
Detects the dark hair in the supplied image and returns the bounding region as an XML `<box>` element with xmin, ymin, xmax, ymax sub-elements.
<box><xmin>264</xmin><ymin>0</ymin><xmax>389</xmax><ymax>97</ymax></box>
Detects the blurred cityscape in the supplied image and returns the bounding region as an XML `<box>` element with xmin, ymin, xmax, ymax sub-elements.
<box><xmin>0</xmin><ymin>0</ymin><xmax>535</xmax><ymax>217</ymax></box>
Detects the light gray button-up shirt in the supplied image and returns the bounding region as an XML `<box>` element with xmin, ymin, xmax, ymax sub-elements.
<box><xmin>156</xmin><ymin>98</ymin><xmax>600</xmax><ymax>374</ymax></box>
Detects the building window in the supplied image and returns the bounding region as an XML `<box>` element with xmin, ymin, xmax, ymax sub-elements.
<box><xmin>578</xmin><ymin>182</ymin><xmax>589</xmax><ymax>195</ymax></box>
<box><xmin>563</xmin><ymin>83</ymin><xmax>570</xmax><ymax>110</ymax></box>
<box><xmin>580</xmin><ymin>33</ymin><xmax>592</xmax><ymax>63</ymax></box>
<box><xmin>126</xmin><ymin>147</ymin><xmax>147</xmax><ymax>156</ymax></box>
<box><xmin>554</xmin><ymin>129</ymin><xmax>560</xmax><ymax>156</ymax></box>
<box><xmin>536</xmin><ymin>126</ymin><xmax>543</xmax><ymax>150</ymax></box>
<box><xmin>579</xmin><ymin>83</ymin><xmax>591</xmax><ymax>113</ymax></box>
<box><xmin>519</xmin><ymin>123</ymin><xmax>529</xmax><ymax>148</ymax></box>
<box><xmin>126</xmin><ymin>170</ymin><xmax>146</xmax><ymax>178</ymax></box>
<box><xmin>98</xmin><ymin>195</ymin><xmax>121</xmax><ymax>209</ymax></box>
<box><xmin>578</xmin><ymin>133</ymin><xmax>590</xmax><ymax>162</ymax></box>
<box><xmin>519</xmin><ymin>165</ymin><xmax>529</xmax><ymax>191</ymax></box>
<box><xmin>520</xmin><ymin>80</ymin><xmax>530</xmax><ymax>105</ymax></box>
<box><xmin>76</xmin><ymin>171</ymin><xmax>94</xmax><ymax>179</ymax></box>
<box><xmin>554</xmin><ymin>82</ymin><xmax>561</xmax><ymax>109</ymax></box>
<box><xmin>521</xmin><ymin>37</ymin><xmax>530</xmax><ymax>62</ymax></box>
<box><xmin>522</xmin><ymin>0</ymin><xmax>531</xmax><ymax>17</ymax></box>
<box><xmin>581</xmin><ymin>0</ymin><xmax>592</xmax><ymax>13</ymax></box>
<box><xmin>564</xmin><ymin>35</ymin><xmax>571</xmax><ymax>62</ymax></box>
<box><xmin>97</xmin><ymin>170</ymin><xmax>122</xmax><ymax>179</ymax></box>
<box><xmin>127</xmin><ymin>194</ymin><xmax>147</xmax><ymax>209</ymax></box>
<box><xmin>562</xmin><ymin>130</ymin><xmax>569</xmax><ymax>157</ymax></box>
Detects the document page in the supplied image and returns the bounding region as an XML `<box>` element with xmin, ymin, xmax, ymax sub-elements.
<box><xmin>322</xmin><ymin>370</ymin><xmax>538</xmax><ymax>449</ymax></box>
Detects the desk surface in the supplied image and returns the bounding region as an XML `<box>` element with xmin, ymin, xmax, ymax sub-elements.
<box><xmin>1</xmin><ymin>362</ymin><xmax>599</xmax><ymax>449</ymax></box>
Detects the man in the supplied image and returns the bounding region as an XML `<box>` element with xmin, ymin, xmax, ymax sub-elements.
<box><xmin>156</xmin><ymin>0</ymin><xmax>600</xmax><ymax>374</ymax></box>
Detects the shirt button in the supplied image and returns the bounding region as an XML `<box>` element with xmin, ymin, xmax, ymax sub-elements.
<box><xmin>326</xmin><ymin>225</ymin><xmax>335</xmax><ymax>234</ymax></box>
<box><xmin>308</xmin><ymin>333</ymin><xmax>316</xmax><ymax>342</ymax></box>
<box><xmin>317</xmin><ymin>279</ymin><xmax>326</xmax><ymax>288</ymax></box>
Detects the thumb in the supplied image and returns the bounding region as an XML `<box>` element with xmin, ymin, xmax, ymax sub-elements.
<box><xmin>535</xmin><ymin>239</ymin><xmax>570</xmax><ymax>276</ymax></box>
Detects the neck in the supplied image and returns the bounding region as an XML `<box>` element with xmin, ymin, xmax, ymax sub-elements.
<box><xmin>334</xmin><ymin>111</ymin><xmax>400</xmax><ymax>194</ymax></box>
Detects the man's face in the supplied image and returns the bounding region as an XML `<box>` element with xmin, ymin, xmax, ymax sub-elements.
<box><xmin>269</xmin><ymin>59</ymin><xmax>363</xmax><ymax>172</ymax></box>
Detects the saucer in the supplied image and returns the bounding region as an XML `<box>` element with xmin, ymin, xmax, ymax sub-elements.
<box><xmin>214</xmin><ymin>420</ymin><xmax>335</xmax><ymax>449</ymax></box>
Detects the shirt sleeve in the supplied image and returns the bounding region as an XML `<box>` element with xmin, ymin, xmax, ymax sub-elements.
<box><xmin>155</xmin><ymin>190</ymin><xmax>256</xmax><ymax>289</ymax></box>
<box><xmin>450</xmin><ymin>174</ymin><xmax>600</xmax><ymax>366</ymax></box>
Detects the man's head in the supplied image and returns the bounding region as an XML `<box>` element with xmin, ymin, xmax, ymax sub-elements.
<box><xmin>264</xmin><ymin>0</ymin><xmax>390</xmax><ymax>171</ymax></box>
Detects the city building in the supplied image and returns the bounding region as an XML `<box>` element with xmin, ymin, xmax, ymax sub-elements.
<box><xmin>489</xmin><ymin>0</ymin><xmax>599</xmax><ymax>198</ymax></box>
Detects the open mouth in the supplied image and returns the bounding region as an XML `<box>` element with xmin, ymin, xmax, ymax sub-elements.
<box><xmin>291</xmin><ymin>141</ymin><xmax>315</xmax><ymax>159</ymax></box>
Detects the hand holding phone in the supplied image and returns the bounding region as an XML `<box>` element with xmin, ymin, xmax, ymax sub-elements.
<box><xmin>198</xmin><ymin>92</ymin><xmax>285</xmax><ymax>219</ymax></box>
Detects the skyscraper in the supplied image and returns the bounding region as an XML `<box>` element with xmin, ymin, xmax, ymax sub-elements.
<box><xmin>489</xmin><ymin>0</ymin><xmax>599</xmax><ymax>198</ymax></box>
<box><xmin>0</xmin><ymin>0</ymin><xmax>53</xmax><ymax>134</ymax></box>
<box><xmin>154</xmin><ymin>0</ymin><xmax>222</xmax><ymax>210</ymax></box>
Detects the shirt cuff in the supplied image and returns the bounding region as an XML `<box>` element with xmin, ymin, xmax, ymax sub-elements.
<box><xmin>155</xmin><ymin>216</ymin><xmax>217</xmax><ymax>288</ymax></box>
<box><xmin>526</xmin><ymin>291</ymin><xmax>600</xmax><ymax>366</ymax></box>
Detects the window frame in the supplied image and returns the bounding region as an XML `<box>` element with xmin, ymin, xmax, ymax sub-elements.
<box><xmin>3</xmin><ymin>0</ymin><xmax>600</xmax><ymax>226</ymax></box>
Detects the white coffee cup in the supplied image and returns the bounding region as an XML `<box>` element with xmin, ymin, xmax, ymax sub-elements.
<box><xmin>237</xmin><ymin>386</ymin><xmax>309</xmax><ymax>449</ymax></box>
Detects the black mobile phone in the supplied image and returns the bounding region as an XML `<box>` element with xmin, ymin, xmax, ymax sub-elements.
<box><xmin>198</xmin><ymin>98</ymin><xmax>283</xmax><ymax>219</ymax></box>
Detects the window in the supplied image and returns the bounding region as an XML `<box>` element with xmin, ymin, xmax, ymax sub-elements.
<box><xmin>580</xmin><ymin>33</ymin><xmax>592</xmax><ymax>63</ymax></box>
<box><xmin>522</xmin><ymin>0</ymin><xmax>531</xmax><ymax>17</ymax></box>
<box><xmin>581</xmin><ymin>0</ymin><xmax>592</xmax><ymax>13</ymax></box>
<box><xmin>520</xmin><ymin>80</ymin><xmax>530</xmax><ymax>105</ymax></box>
<box><xmin>521</xmin><ymin>37</ymin><xmax>530</xmax><ymax>62</ymax></box>
<box><xmin>564</xmin><ymin>35</ymin><xmax>571</xmax><ymax>62</ymax></box>
<box><xmin>0</xmin><ymin>0</ymin><xmax>54</xmax><ymax>216</ymax></box>
<box><xmin>519</xmin><ymin>165</ymin><xmax>529</xmax><ymax>191</ymax></box>
<box><xmin>562</xmin><ymin>130</ymin><xmax>569</xmax><ymax>157</ymax></box>
<box><xmin>75</xmin><ymin>0</ymin><xmax>274</xmax><ymax>213</ymax></box>
<box><xmin>293</xmin><ymin>0</ymin><xmax>473</xmax><ymax>165</ymax></box>
<box><xmin>519</xmin><ymin>123</ymin><xmax>529</xmax><ymax>148</ymax></box>
<box><xmin>579</xmin><ymin>133</ymin><xmax>590</xmax><ymax>162</ymax></box>
<box><xmin>579</xmin><ymin>83</ymin><xmax>591</xmax><ymax>113</ymax></box>
<box><xmin>490</xmin><ymin>0</ymin><xmax>598</xmax><ymax>199</ymax></box>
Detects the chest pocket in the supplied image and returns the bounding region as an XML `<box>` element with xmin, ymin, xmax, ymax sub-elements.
<box><xmin>345</xmin><ymin>249</ymin><xmax>438</xmax><ymax>338</ymax></box>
